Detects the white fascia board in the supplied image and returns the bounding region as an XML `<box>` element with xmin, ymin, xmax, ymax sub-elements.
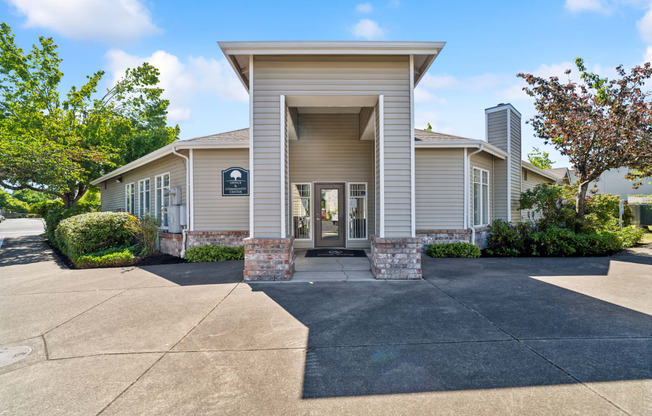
<box><xmin>218</xmin><ymin>41</ymin><xmax>445</xmax><ymax>56</ymax></box>
<box><xmin>415</xmin><ymin>142</ymin><xmax>508</xmax><ymax>159</ymax></box>
<box><xmin>90</xmin><ymin>141</ymin><xmax>248</xmax><ymax>186</ymax></box>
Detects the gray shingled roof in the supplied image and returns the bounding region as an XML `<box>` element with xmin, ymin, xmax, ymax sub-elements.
<box><xmin>413</xmin><ymin>128</ymin><xmax>476</xmax><ymax>143</ymax></box>
<box><xmin>546</xmin><ymin>167</ymin><xmax>571</xmax><ymax>180</ymax></box>
<box><xmin>185</xmin><ymin>127</ymin><xmax>479</xmax><ymax>144</ymax></box>
<box><xmin>185</xmin><ymin>128</ymin><xmax>249</xmax><ymax>143</ymax></box>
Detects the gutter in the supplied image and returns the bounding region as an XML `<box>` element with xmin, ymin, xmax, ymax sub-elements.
<box><xmin>171</xmin><ymin>149</ymin><xmax>191</xmax><ymax>258</ymax></box>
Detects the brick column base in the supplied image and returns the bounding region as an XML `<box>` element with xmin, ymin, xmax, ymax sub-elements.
<box><xmin>370</xmin><ymin>235</ymin><xmax>422</xmax><ymax>280</ymax></box>
<box><xmin>243</xmin><ymin>237</ymin><xmax>295</xmax><ymax>281</ymax></box>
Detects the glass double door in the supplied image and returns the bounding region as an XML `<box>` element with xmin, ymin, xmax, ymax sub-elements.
<box><xmin>315</xmin><ymin>183</ymin><xmax>345</xmax><ymax>247</ymax></box>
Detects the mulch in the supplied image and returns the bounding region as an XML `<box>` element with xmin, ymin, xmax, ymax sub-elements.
<box><xmin>45</xmin><ymin>239</ymin><xmax>186</xmax><ymax>269</ymax></box>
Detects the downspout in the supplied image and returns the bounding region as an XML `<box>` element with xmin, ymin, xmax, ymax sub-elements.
<box><xmin>172</xmin><ymin>148</ymin><xmax>191</xmax><ymax>258</ymax></box>
<box><xmin>467</xmin><ymin>144</ymin><xmax>484</xmax><ymax>245</ymax></box>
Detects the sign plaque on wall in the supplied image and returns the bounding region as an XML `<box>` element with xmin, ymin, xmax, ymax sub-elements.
<box><xmin>222</xmin><ymin>167</ymin><xmax>249</xmax><ymax>196</ymax></box>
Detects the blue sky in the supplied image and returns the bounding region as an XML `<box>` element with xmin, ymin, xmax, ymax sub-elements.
<box><xmin>2</xmin><ymin>0</ymin><xmax>651</xmax><ymax>166</ymax></box>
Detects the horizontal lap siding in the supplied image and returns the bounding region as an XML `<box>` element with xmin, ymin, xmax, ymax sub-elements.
<box><xmin>522</xmin><ymin>169</ymin><xmax>553</xmax><ymax>191</ymax></box>
<box><xmin>193</xmin><ymin>149</ymin><xmax>249</xmax><ymax>231</ymax></box>
<box><xmin>415</xmin><ymin>149</ymin><xmax>464</xmax><ymax>229</ymax></box>
<box><xmin>289</xmin><ymin>114</ymin><xmax>374</xmax><ymax>248</ymax></box>
<box><xmin>254</xmin><ymin>55</ymin><xmax>411</xmax><ymax>238</ymax></box>
<box><xmin>99</xmin><ymin>153</ymin><xmax>186</xmax><ymax>214</ymax></box>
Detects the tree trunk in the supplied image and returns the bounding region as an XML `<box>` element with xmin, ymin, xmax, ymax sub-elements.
<box><xmin>575</xmin><ymin>182</ymin><xmax>589</xmax><ymax>233</ymax></box>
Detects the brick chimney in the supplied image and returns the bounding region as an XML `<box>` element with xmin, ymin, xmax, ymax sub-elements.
<box><xmin>485</xmin><ymin>103</ymin><xmax>521</xmax><ymax>223</ymax></box>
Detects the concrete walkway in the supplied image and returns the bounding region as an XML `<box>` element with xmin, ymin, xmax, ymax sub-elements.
<box><xmin>1</xmin><ymin>219</ymin><xmax>651</xmax><ymax>415</ymax></box>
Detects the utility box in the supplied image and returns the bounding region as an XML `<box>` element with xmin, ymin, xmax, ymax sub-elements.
<box><xmin>170</xmin><ymin>187</ymin><xmax>182</xmax><ymax>205</ymax></box>
<box><xmin>179</xmin><ymin>204</ymin><xmax>187</xmax><ymax>226</ymax></box>
<box><xmin>167</xmin><ymin>205</ymin><xmax>182</xmax><ymax>234</ymax></box>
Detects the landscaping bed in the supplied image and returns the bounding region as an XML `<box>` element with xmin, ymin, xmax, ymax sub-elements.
<box><xmin>427</xmin><ymin>187</ymin><xmax>647</xmax><ymax>259</ymax></box>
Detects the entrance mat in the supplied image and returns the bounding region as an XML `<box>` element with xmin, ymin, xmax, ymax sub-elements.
<box><xmin>305</xmin><ymin>249</ymin><xmax>367</xmax><ymax>258</ymax></box>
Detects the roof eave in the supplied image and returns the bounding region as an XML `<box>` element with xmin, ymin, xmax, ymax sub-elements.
<box><xmin>90</xmin><ymin>141</ymin><xmax>248</xmax><ymax>186</ymax></box>
<box><xmin>415</xmin><ymin>141</ymin><xmax>508</xmax><ymax>159</ymax></box>
<box><xmin>218</xmin><ymin>41</ymin><xmax>446</xmax><ymax>91</ymax></box>
<box><xmin>521</xmin><ymin>161</ymin><xmax>560</xmax><ymax>181</ymax></box>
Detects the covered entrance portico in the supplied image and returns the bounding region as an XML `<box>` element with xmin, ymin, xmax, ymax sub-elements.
<box><xmin>219</xmin><ymin>41</ymin><xmax>444</xmax><ymax>280</ymax></box>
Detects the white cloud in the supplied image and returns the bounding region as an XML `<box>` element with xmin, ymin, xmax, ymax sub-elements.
<box><xmin>638</xmin><ymin>6</ymin><xmax>652</xmax><ymax>43</ymax></box>
<box><xmin>419</xmin><ymin>74</ymin><xmax>460</xmax><ymax>90</ymax></box>
<box><xmin>105</xmin><ymin>49</ymin><xmax>247</xmax><ymax>121</ymax></box>
<box><xmin>351</xmin><ymin>19</ymin><xmax>385</xmax><ymax>40</ymax></box>
<box><xmin>5</xmin><ymin>0</ymin><xmax>160</xmax><ymax>43</ymax></box>
<box><xmin>564</xmin><ymin>0</ymin><xmax>611</xmax><ymax>13</ymax></box>
<box><xmin>414</xmin><ymin>87</ymin><xmax>447</xmax><ymax>104</ymax></box>
<box><xmin>356</xmin><ymin>2</ymin><xmax>373</xmax><ymax>13</ymax></box>
<box><xmin>468</xmin><ymin>73</ymin><xmax>505</xmax><ymax>91</ymax></box>
<box><xmin>645</xmin><ymin>45</ymin><xmax>652</xmax><ymax>62</ymax></box>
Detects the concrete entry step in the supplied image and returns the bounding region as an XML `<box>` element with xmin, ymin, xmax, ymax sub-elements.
<box><xmin>293</xmin><ymin>250</ymin><xmax>374</xmax><ymax>282</ymax></box>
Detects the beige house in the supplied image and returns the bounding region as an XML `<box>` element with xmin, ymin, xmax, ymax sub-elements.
<box><xmin>92</xmin><ymin>41</ymin><xmax>554</xmax><ymax>281</ymax></box>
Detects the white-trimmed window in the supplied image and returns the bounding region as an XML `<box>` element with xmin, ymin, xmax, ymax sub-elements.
<box><xmin>291</xmin><ymin>183</ymin><xmax>311</xmax><ymax>240</ymax></box>
<box><xmin>125</xmin><ymin>182</ymin><xmax>136</xmax><ymax>215</ymax></box>
<box><xmin>473</xmin><ymin>168</ymin><xmax>490</xmax><ymax>226</ymax></box>
<box><xmin>138</xmin><ymin>178</ymin><xmax>150</xmax><ymax>218</ymax></box>
<box><xmin>348</xmin><ymin>183</ymin><xmax>367</xmax><ymax>239</ymax></box>
<box><xmin>155</xmin><ymin>173</ymin><xmax>170</xmax><ymax>227</ymax></box>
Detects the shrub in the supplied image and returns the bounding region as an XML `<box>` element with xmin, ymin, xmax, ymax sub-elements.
<box><xmin>55</xmin><ymin>212</ymin><xmax>139</xmax><ymax>259</ymax></box>
<box><xmin>530</xmin><ymin>226</ymin><xmax>577</xmax><ymax>257</ymax></box>
<box><xmin>44</xmin><ymin>203</ymin><xmax>100</xmax><ymax>244</ymax></box>
<box><xmin>484</xmin><ymin>220</ymin><xmax>534</xmax><ymax>257</ymax></box>
<box><xmin>185</xmin><ymin>245</ymin><xmax>244</xmax><ymax>262</ymax></box>
<box><xmin>74</xmin><ymin>245</ymin><xmax>140</xmax><ymax>268</ymax></box>
<box><xmin>612</xmin><ymin>226</ymin><xmax>645</xmax><ymax>248</ymax></box>
<box><xmin>134</xmin><ymin>213</ymin><xmax>160</xmax><ymax>255</ymax></box>
<box><xmin>426</xmin><ymin>242</ymin><xmax>481</xmax><ymax>258</ymax></box>
<box><xmin>519</xmin><ymin>184</ymin><xmax>577</xmax><ymax>229</ymax></box>
<box><xmin>574</xmin><ymin>232</ymin><xmax>622</xmax><ymax>256</ymax></box>
<box><xmin>584</xmin><ymin>193</ymin><xmax>633</xmax><ymax>231</ymax></box>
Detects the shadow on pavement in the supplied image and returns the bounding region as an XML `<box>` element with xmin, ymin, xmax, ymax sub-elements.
<box><xmin>248</xmin><ymin>248</ymin><xmax>652</xmax><ymax>398</ymax></box>
<box><xmin>0</xmin><ymin>235</ymin><xmax>65</xmax><ymax>267</ymax></box>
<box><xmin>139</xmin><ymin>260</ymin><xmax>244</xmax><ymax>285</ymax></box>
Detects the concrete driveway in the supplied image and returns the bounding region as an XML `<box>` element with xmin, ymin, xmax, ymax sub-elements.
<box><xmin>1</xmin><ymin>218</ymin><xmax>651</xmax><ymax>415</ymax></box>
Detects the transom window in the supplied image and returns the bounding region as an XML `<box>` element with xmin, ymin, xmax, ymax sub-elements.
<box><xmin>473</xmin><ymin>168</ymin><xmax>490</xmax><ymax>226</ymax></box>
<box><xmin>292</xmin><ymin>183</ymin><xmax>311</xmax><ymax>240</ymax></box>
<box><xmin>138</xmin><ymin>178</ymin><xmax>150</xmax><ymax>218</ymax></box>
<box><xmin>155</xmin><ymin>173</ymin><xmax>170</xmax><ymax>227</ymax></box>
<box><xmin>125</xmin><ymin>183</ymin><xmax>136</xmax><ymax>215</ymax></box>
<box><xmin>348</xmin><ymin>183</ymin><xmax>367</xmax><ymax>239</ymax></box>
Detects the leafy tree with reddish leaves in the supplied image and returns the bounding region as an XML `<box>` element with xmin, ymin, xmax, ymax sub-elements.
<box><xmin>518</xmin><ymin>58</ymin><xmax>652</xmax><ymax>231</ymax></box>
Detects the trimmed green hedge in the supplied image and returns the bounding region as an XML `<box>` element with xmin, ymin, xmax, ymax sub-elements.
<box><xmin>185</xmin><ymin>245</ymin><xmax>244</xmax><ymax>262</ymax></box>
<box><xmin>426</xmin><ymin>242</ymin><xmax>481</xmax><ymax>258</ymax></box>
<box><xmin>75</xmin><ymin>245</ymin><xmax>141</xmax><ymax>268</ymax></box>
<box><xmin>484</xmin><ymin>220</ymin><xmax>624</xmax><ymax>257</ymax></box>
<box><xmin>55</xmin><ymin>212</ymin><xmax>139</xmax><ymax>260</ymax></box>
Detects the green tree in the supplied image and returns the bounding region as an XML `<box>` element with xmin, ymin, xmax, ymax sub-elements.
<box><xmin>527</xmin><ymin>147</ymin><xmax>554</xmax><ymax>169</ymax></box>
<box><xmin>518</xmin><ymin>58</ymin><xmax>652</xmax><ymax>230</ymax></box>
<box><xmin>0</xmin><ymin>23</ymin><xmax>178</xmax><ymax>208</ymax></box>
<box><xmin>3</xmin><ymin>197</ymin><xmax>29</xmax><ymax>213</ymax></box>
<box><xmin>11</xmin><ymin>189</ymin><xmax>50</xmax><ymax>204</ymax></box>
